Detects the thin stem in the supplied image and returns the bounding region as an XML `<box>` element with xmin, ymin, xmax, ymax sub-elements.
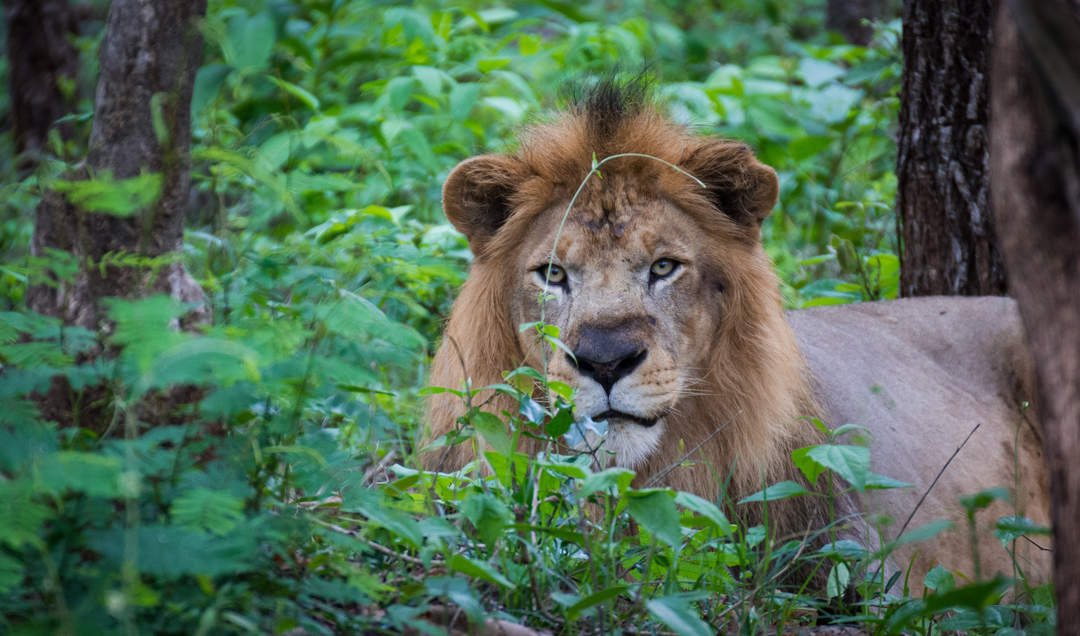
<box><xmin>535</xmin><ymin>151</ymin><xmax>706</xmax><ymax>426</ymax></box>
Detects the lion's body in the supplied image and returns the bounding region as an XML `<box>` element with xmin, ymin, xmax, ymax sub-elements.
<box><xmin>424</xmin><ymin>81</ymin><xmax>1051</xmax><ymax>590</ymax></box>
<box><xmin>791</xmin><ymin>296</ymin><xmax>1050</xmax><ymax>586</ymax></box>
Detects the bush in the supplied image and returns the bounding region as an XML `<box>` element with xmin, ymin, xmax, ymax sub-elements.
<box><xmin>0</xmin><ymin>1</ymin><xmax>1053</xmax><ymax>633</ymax></box>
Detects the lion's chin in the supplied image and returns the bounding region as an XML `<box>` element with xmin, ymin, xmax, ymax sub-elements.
<box><xmin>603</xmin><ymin>418</ymin><xmax>666</xmax><ymax>469</ymax></box>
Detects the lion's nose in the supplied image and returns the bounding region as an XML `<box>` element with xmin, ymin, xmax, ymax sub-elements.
<box><xmin>568</xmin><ymin>336</ymin><xmax>647</xmax><ymax>395</ymax></box>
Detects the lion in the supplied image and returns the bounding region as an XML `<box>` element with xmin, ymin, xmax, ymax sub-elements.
<box><xmin>423</xmin><ymin>80</ymin><xmax>1051</xmax><ymax>591</ymax></box>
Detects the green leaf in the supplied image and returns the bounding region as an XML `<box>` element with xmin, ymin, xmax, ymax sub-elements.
<box><xmin>53</xmin><ymin>172</ymin><xmax>163</xmax><ymax>217</ymax></box>
<box><xmin>459</xmin><ymin>492</ymin><xmax>511</xmax><ymax>548</ymax></box>
<box><xmin>225</xmin><ymin>11</ymin><xmax>275</xmax><ymax>70</ymax></box>
<box><xmin>565</xmin><ymin>584</ymin><xmax>630</xmax><ymax>620</ymax></box>
<box><xmin>447</xmin><ymin>553</ymin><xmax>514</xmax><ymax>588</ymax></box>
<box><xmin>789</xmin><ymin>136</ymin><xmax>833</xmax><ymax>161</ymax></box>
<box><xmin>0</xmin><ymin>342</ymin><xmax>72</xmax><ymax>367</ymax></box>
<box><xmin>817</xmin><ymin>539</ymin><xmax>868</xmax><ymax>559</ymax></box>
<box><xmin>399</xmin><ymin>125</ymin><xmax>440</xmax><ymax>173</ymax></box>
<box><xmin>471</xmin><ymin>411</ymin><xmax>512</xmax><ymax>456</ymax></box>
<box><xmin>791</xmin><ymin>446</ymin><xmax>826</xmax><ymax>485</ymax></box>
<box><xmin>826</xmin><ymin>561</ymin><xmax>850</xmax><ymax>599</ymax></box>
<box><xmin>994</xmin><ymin>515</ymin><xmax>1052</xmax><ymax>545</ymax></box>
<box><xmin>449</xmin><ymin>83</ymin><xmax>481</xmax><ymax>122</ymax></box>
<box><xmin>518</xmin><ymin>396</ymin><xmax>546</xmax><ymax>424</ymax></box>
<box><xmin>546</xmin><ymin>407</ymin><xmax>573</xmax><ymax>437</ymax></box>
<box><xmin>257</xmin><ymin>132</ymin><xmax>293</xmax><ymax>172</ymax></box>
<box><xmin>385</xmin><ymin>76</ymin><xmax>415</xmax><ymax>111</ymax></box>
<box><xmin>518</xmin><ymin>34</ymin><xmax>541</xmax><ymax>55</ymax></box>
<box><xmin>424</xmin><ymin>577</ymin><xmax>483</xmax><ymax>624</ymax></box>
<box><xmin>477</xmin><ymin>58</ymin><xmax>511</xmax><ymax>73</ymax></box>
<box><xmin>412</xmin><ymin>65</ymin><xmax>446</xmax><ymax>96</ymax></box>
<box><xmin>923</xmin><ymin>564</ymin><xmax>955</xmax><ymax>593</ymax></box>
<box><xmin>88</xmin><ymin>525</ymin><xmax>259</xmax><ymax>579</ymax></box>
<box><xmin>959</xmin><ymin>487</ymin><xmax>1010</xmax><ymax>513</ymax></box>
<box><xmin>0</xmin><ymin>398</ymin><xmax>41</xmax><ymax>428</ymax></box>
<box><xmin>738</xmin><ymin>481</ymin><xmax>811</xmax><ymax>504</ymax></box>
<box><xmin>798</xmin><ymin>57</ymin><xmax>846</xmax><ymax>87</ymax></box>
<box><xmin>628</xmin><ymin>490</ymin><xmax>681</xmax><ymax>549</ymax></box>
<box><xmin>318</xmin><ymin>291</ymin><xmax>425</xmax><ymax>350</ymax></box>
<box><xmin>191</xmin><ymin>64</ymin><xmax>231</xmax><ymax>114</ymax></box>
<box><xmin>0</xmin><ymin>552</ymin><xmax>24</xmax><ymax>593</ymax></box>
<box><xmin>171</xmin><ymin>488</ymin><xmax>245</xmax><ymax>536</ymax></box>
<box><xmin>267</xmin><ymin>76</ymin><xmax>320</xmax><ymax>111</ymax></box>
<box><xmin>863</xmin><ymin>471</ymin><xmax>912</xmax><ymax>490</ymax></box>
<box><xmin>891</xmin><ymin>519</ymin><xmax>953</xmax><ymax>548</ymax></box>
<box><xmin>35</xmin><ymin>451</ymin><xmax>124</xmax><ymax>498</ymax></box>
<box><xmin>536</xmin><ymin>0</ymin><xmax>591</xmax><ymax>22</ymax></box>
<box><xmin>674</xmin><ymin>492</ymin><xmax>732</xmax><ymax>535</ymax></box>
<box><xmin>645</xmin><ymin>593</ymin><xmax>712</xmax><ymax>636</ymax></box>
<box><xmin>923</xmin><ymin>576</ymin><xmax>1012</xmax><ymax>612</ymax></box>
<box><xmin>349</xmin><ymin>496</ymin><xmax>424</xmax><ymax>549</ymax></box>
<box><xmin>139</xmin><ymin>336</ymin><xmax>261</xmax><ymax>393</ymax></box>
<box><xmin>580</xmin><ymin>467</ymin><xmax>634</xmax><ymax>498</ymax></box>
<box><xmin>0</xmin><ymin>480</ymin><xmax>51</xmax><ymax>550</ymax></box>
<box><xmin>807</xmin><ymin>444</ymin><xmax>870</xmax><ymax>490</ymax></box>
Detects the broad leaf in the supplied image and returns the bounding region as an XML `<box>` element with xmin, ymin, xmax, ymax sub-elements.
<box><xmin>627</xmin><ymin>490</ymin><xmax>681</xmax><ymax>549</ymax></box>
<box><xmin>738</xmin><ymin>481</ymin><xmax>812</xmax><ymax>504</ymax></box>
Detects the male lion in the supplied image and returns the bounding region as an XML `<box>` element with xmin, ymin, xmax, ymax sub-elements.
<box><xmin>423</xmin><ymin>80</ymin><xmax>1050</xmax><ymax>589</ymax></box>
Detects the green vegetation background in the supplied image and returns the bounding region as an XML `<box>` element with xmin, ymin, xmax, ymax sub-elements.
<box><xmin>3</xmin><ymin>1</ymin><xmax>1045</xmax><ymax>634</ymax></box>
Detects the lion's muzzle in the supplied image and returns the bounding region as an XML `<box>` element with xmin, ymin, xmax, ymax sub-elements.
<box><xmin>568</xmin><ymin>324</ymin><xmax>648</xmax><ymax>394</ymax></box>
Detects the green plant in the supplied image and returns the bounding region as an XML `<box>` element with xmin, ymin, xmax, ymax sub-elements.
<box><xmin>0</xmin><ymin>1</ymin><xmax>1055</xmax><ymax>633</ymax></box>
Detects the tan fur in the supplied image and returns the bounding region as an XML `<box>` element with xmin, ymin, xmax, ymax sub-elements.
<box><xmin>424</xmin><ymin>88</ymin><xmax>1051</xmax><ymax>591</ymax></box>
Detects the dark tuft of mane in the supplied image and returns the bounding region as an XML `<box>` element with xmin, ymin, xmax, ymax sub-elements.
<box><xmin>570</xmin><ymin>74</ymin><xmax>652</xmax><ymax>142</ymax></box>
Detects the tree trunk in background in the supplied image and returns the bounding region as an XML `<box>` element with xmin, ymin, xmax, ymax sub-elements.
<box><xmin>991</xmin><ymin>0</ymin><xmax>1080</xmax><ymax>625</ymax></box>
<box><xmin>5</xmin><ymin>0</ymin><xmax>80</xmax><ymax>175</ymax></box>
<box><xmin>896</xmin><ymin>0</ymin><xmax>1007</xmax><ymax>297</ymax></box>
<box><xmin>26</xmin><ymin>0</ymin><xmax>208</xmax><ymax>328</ymax></box>
<box><xmin>827</xmin><ymin>0</ymin><xmax>886</xmax><ymax>45</ymax></box>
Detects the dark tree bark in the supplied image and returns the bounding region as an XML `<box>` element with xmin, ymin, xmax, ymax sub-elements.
<box><xmin>827</xmin><ymin>0</ymin><xmax>887</xmax><ymax>45</ymax></box>
<box><xmin>991</xmin><ymin>0</ymin><xmax>1080</xmax><ymax>625</ymax></box>
<box><xmin>896</xmin><ymin>0</ymin><xmax>1008</xmax><ymax>297</ymax></box>
<box><xmin>27</xmin><ymin>0</ymin><xmax>208</xmax><ymax>329</ymax></box>
<box><xmin>5</xmin><ymin>0</ymin><xmax>80</xmax><ymax>175</ymax></box>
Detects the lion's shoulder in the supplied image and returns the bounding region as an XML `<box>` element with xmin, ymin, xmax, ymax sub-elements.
<box><xmin>789</xmin><ymin>296</ymin><xmax>1030</xmax><ymax>399</ymax></box>
<box><xmin>788</xmin><ymin>296</ymin><xmax>1049</xmax><ymax>584</ymax></box>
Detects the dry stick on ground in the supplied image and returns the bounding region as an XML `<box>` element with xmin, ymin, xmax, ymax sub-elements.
<box><xmin>361</xmin><ymin>450</ymin><xmax>398</xmax><ymax>487</ymax></box>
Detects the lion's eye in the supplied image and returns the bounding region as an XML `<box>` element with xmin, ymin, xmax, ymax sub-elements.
<box><xmin>649</xmin><ymin>258</ymin><xmax>679</xmax><ymax>281</ymax></box>
<box><xmin>538</xmin><ymin>264</ymin><xmax>567</xmax><ymax>286</ymax></box>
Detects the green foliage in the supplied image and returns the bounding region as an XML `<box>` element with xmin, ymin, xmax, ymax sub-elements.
<box><xmin>0</xmin><ymin>1</ymin><xmax>1053</xmax><ymax>633</ymax></box>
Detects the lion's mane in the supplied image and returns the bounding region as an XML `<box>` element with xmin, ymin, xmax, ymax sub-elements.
<box><xmin>425</xmin><ymin>80</ymin><xmax>833</xmax><ymax>540</ymax></box>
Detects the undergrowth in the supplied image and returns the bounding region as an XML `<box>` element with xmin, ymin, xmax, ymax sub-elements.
<box><xmin>0</xmin><ymin>1</ymin><xmax>1055</xmax><ymax>633</ymax></box>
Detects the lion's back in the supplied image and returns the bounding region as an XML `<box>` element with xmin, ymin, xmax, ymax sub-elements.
<box><xmin>788</xmin><ymin>296</ymin><xmax>1050</xmax><ymax>588</ymax></box>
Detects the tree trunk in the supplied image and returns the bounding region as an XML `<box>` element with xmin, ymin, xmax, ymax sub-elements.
<box><xmin>26</xmin><ymin>0</ymin><xmax>208</xmax><ymax>328</ymax></box>
<box><xmin>896</xmin><ymin>0</ymin><xmax>1007</xmax><ymax>297</ymax></box>
<box><xmin>827</xmin><ymin>0</ymin><xmax>887</xmax><ymax>45</ymax></box>
<box><xmin>5</xmin><ymin>0</ymin><xmax>80</xmax><ymax>175</ymax></box>
<box><xmin>991</xmin><ymin>0</ymin><xmax>1080</xmax><ymax>625</ymax></box>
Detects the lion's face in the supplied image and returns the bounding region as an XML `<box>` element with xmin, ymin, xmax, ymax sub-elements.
<box><xmin>429</xmin><ymin>95</ymin><xmax>787</xmax><ymax>479</ymax></box>
<box><xmin>510</xmin><ymin>197</ymin><xmax>726</xmax><ymax>467</ymax></box>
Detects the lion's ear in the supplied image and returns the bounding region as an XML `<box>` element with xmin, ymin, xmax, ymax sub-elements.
<box><xmin>443</xmin><ymin>154</ymin><xmax>525</xmax><ymax>256</ymax></box>
<box><xmin>681</xmin><ymin>141</ymin><xmax>779</xmax><ymax>228</ymax></box>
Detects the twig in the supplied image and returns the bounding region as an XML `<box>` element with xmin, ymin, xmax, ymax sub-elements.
<box><xmin>361</xmin><ymin>449</ymin><xmax>398</xmax><ymax>486</ymax></box>
<box><xmin>310</xmin><ymin>516</ymin><xmax>439</xmax><ymax>566</ymax></box>
<box><xmin>896</xmin><ymin>422</ymin><xmax>980</xmax><ymax>540</ymax></box>
<box><xmin>642</xmin><ymin>409</ymin><xmax>741</xmax><ymax>488</ymax></box>
<box><xmin>876</xmin><ymin>422</ymin><xmax>981</xmax><ymax>592</ymax></box>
